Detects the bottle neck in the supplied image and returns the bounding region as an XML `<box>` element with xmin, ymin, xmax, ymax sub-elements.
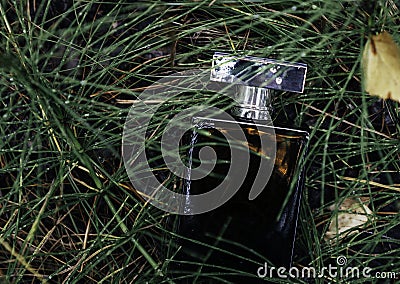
<box><xmin>231</xmin><ymin>85</ymin><xmax>273</xmax><ymax>121</ymax></box>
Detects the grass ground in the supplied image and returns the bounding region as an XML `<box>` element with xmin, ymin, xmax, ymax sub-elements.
<box><xmin>0</xmin><ymin>1</ymin><xmax>399</xmax><ymax>283</ymax></box>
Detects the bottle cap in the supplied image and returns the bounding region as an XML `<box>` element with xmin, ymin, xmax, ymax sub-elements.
<box><xmin>210</xmin><ymin>52</ymin><xmax>307</xmax><ymax>93</ymax></box>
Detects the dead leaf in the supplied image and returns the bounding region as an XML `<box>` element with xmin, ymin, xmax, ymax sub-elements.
<box><xmin>325</xmin><ymin>197</ymin><xmax>374</xmax><ymax>242</ymax></box>
<box><xmin>362</xmin><ymin>31</ymin><xmax>400</xmax><ymax>101</ymax></box>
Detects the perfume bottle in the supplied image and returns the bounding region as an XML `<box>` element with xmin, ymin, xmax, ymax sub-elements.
<box><xmin>169</xmin><ymin>53</ymin><xmax>309</xmax><ymax>282</ymax></box>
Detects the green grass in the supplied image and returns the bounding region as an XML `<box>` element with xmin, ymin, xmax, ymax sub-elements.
<box><xmin>0</xmin><ymin>0</ymin><xmax>399</xmax><ymax>283</ymax></box>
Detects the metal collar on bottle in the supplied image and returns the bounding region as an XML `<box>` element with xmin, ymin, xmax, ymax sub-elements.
<box><xmin>231</xmin><ymin>85</ymin><xmax>273</xmax><ymax>121</ymax></box>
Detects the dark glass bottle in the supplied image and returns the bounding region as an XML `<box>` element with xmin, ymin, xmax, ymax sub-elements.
<box><xmin>168</xmin><ymin>53</ymin><xmax>309</xmax><ymax>283</ymax></box>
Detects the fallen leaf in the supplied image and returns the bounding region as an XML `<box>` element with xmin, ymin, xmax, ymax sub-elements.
<box><xmin>362</xmin><ymin>31</ymin><xmax>400</xmax><ymax>101</ymax></box>
<box><xmin>325</xmin><ymin>197</ymin><xmax>374</xmax><ymax>242</ymax></box>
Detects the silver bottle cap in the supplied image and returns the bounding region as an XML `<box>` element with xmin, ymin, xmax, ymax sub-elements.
<box><xmin>210</xmin><ymin>52</ymin><xmax>307</xmax><ymax>93</ymax></box>
<box><xmin>210</xmin><ymin>52</ymin><xmax>307</xmax><ymax>121</ymax></box>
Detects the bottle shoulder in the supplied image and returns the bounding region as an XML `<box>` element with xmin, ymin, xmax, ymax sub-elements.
<box><xmin>192</xmin><ymin>115</ymin><xmax>309</xmax><ymax>140</ymax></box>
<box><xmin>270</xmin><ymin>122</ymin><xmax>309</xmax><ymax>138</ymax></box>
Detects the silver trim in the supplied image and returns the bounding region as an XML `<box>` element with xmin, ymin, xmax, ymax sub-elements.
<box><xmin>192</xmin><ymin>116</ymin><xmax>309</xmax><ymax>136</ymax></box>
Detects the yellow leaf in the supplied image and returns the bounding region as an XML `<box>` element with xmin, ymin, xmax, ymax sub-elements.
<box><xmin>362</xmin><ymin>31</ymin><xmax>400</xmax><ymax>101</ymax></box>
